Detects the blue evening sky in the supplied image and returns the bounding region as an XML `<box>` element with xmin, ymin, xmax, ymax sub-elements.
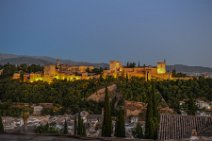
<box><xmin>0</xmin><ymin>0</ymin><xmax>212</xmax><ymax>67</ymax></box>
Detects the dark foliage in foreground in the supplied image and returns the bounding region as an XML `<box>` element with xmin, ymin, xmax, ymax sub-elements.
<box><xmin>0</xmin><ymin>75</ymin><xmax>211</xmax><ymax>116</ymax></box>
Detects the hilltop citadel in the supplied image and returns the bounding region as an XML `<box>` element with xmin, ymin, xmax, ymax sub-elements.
<box><xmin>12</xmin><ymin>60</ymin><xmax>185</xmax><ymax>83</ymax></box>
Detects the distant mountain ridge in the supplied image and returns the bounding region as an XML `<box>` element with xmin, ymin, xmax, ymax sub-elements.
<box><xmin>166</xmin><ymin>64</ymin><xmax>212</xmax><ymax>73</ymax></box>
<box><xmin>0</xmin><ymin>53</ymin><xmax>108</xmax><ymax>68</ymax></box>
<box><xmin>0</xmin><ymin>53</ymin><xmax>212</xmax><ymax>73</ymax></box>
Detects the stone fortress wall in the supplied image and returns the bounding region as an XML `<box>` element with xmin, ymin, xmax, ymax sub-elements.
<box><xmin>104</xmin><ymin>60</ymin><xmax>172</xmax><ymax>81</ymax></box>
<box><xmin>13</xmin><ymin>59</ymin><xmax>177</xmax><ymax>83</ymax></box>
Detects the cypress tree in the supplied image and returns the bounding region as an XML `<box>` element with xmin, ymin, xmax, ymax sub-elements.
<box><xmin>82</xmin><ymin>123</ymin><xmax>86</xmax><ymax>137</ymax></box>
<box><xmin>145</xmin><ymin>86</ymin><xmax>153</xmax><ymax>138</ymax></box>
<box><xmin>77</xmin><ymin>113</ymin><xmax>82</xmax><ymax>136</ymax></box>
<box><xmin>127</xmin><ymin>62</ymin><xmax>129</xmax><ymax>67</ymax></box>
<box><xmin>152</xmin><ymin>85</ymin><xmax>160</xmax><ymax>138</ymax></box>
<box><xmin>102</xmin><ymin>86</ymin><xmax>112</xmax><ymax>137</ymax></box>
<box><xmin>0</xmin><ymin>115</ymin><xmax>4</xmax><ymax>133</ymax></box>
<box><xmin>74</xmin><ymin>116</ymin><xmax>77</xmax><ymax>135</ymax></box>
<box><xmin>63</xmin><ymin>119</ymin><xmax>68</xmax><ymax>134</ymax></box>
<box><xmin>132</xmin><ymin>122</ymin><xmax>143</xmax><ymax>139</ymax></box>
<box><xmin>77</xmin><ymin>113</ymin><xmax>86</xmax><ymax>136</ymax></box>
<box><xmin>145</xmin><ymin>85</ymin><xmax>159</xmax><ymax>139</ymax></box>
<box><xmin>115</xmin><ymin>107</ymin><xmax>125</xmax><ymax>137</ymax></box>
<box><xmin>138</xmin><ymin>61</ymin><xmax>141</xmax><ymax>67</ymax></box>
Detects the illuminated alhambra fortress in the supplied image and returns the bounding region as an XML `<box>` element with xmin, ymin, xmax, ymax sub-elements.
<box><xmin>13</xmin><ymin>60</ymin><xmax>173</xmax><ymax>83</ymax></box>
<box><xmin>104</xmin><ymin>60</ymin><xmax>171</xmax><ymax>81</ymax></box>
<box><xmin>29</xmin><ymin>60</ymin><xmax>97</xmax><ymax>83</ymax></box>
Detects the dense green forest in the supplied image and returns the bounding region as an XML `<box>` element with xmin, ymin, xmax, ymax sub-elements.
<box><xmin>0</xmin><ymin>78</ymin><xmax>111</xmax><ymax>116</ymax></box>
<box><xmin>0</xmin><ymin>76</ymin><xmax>211</xmax><ymax>116</ymax></box>
<box><xmin>117</xmin><ymin>77</ymin><xmax>212</xmax><ymax>114</ymax></box>
<box><xmin>0</xmin><ymin>64</ymin><xmax>212</xmax><ymax>117</ymax></box>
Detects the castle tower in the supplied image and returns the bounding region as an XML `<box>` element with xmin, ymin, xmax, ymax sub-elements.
<box><xmin>44</xmin><ymin>65</ymin><xmax>56</xmax><ymax>77</ymax></box>
<box><xmin>109</xmin><ymin>60</ymin><xmax>123</xmax><ymax>78</ymax></box>
<box><xmin>109</xmin><ymin>60</ymin><xmax>123</xmax><ymax>73</ymax></box>
<box><xmin>157</xmin><ymin>60</ymin><xmax>166</xmax><ymax>74</ymax></box>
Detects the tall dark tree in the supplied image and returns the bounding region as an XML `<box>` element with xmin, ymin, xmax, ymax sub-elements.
<box><xmin>102</xmin><ymin>86</ymin><xmax>112</xmax><ymax>137</ymax></box>
<box><xmin>77</xmin><ymin>113</ymin><xmax>86</xmax><ymax>136</ymax></box>
<box><xmin>77</xmin><ymin>113</ymin><xmax>82</xmax><ymax>136</ymax></box>
<box><xmin>145</xmin><ymin>85</ymin><xmax>160</xmax><ymax>139</ymax></box>
<box><xmin>151</xmin><ymin>86</ymin><xmax>160</xmax><ymax>138</ymax></box>
<box><xmin>82</xmin><ymin>123</ymin><xmax>86</xmax><ymax>137</ymax></box>
<box><xmin>0</xmin><ymin>114</ymin><xmax>4</xmax><ymax>133</ymax></box>
<box><xmin>138</xmin><ymin>61</ymin><xmax>141</xmax><ymax>67</ymax></box>
<box><xmin>111</xmin><ymin>96</ymin><xmax>118</xmax><ymax>116</ymax></box>
<box><xmin>19</xmin><ymin>64</ymin><xmax>28</xmax><ymax>72</ymax></box>
<box><xmin>115</xmin><ymin>107</ymin><xmax>125</xmax><ymax>137</ymax></box>
<box><xmin>74</xmin><ymin>116</ymin><xmax>77</xmax><ymax>135</ymax></box>
<box><xmin>132</xmin><ymin>122</ymin><xmax>143</xmax><ymax>139</ymax></box>
<box><xmin>126</xmin><ymin>62</ymin><xmax>129</xmax><ymax>67</ymax></box>
<box><xmin>132</xmin><ymin>62</ymin><xmax>136</xmax><ymax>68</ymax></box>
<box><xmin>145</xmin><ymin>86</ymin><xmax>153</xmax><ymax>138</ymax></box>
<box><xmin>187</xmin><ymin>97</ymin><xmax>197</xmax><ymax>115</ymax></box>
<box><xmin>63</xmin><ymin>119</ymin><xmax>68</xmax><ymax>134</ymax></box>
<box><xmin>172</xmin><ymin>69</ymin><xmax>177</xmax><ymax>77</ymax></box>
<box><xmin>1</xmin><ymin>63</ymin><xmax>17</xmax><ymax>78</ymax></box>
<box><xmin>28</xmin><ymin>64</ymin><xmax>43</xmax><ymax>73</ymax></box>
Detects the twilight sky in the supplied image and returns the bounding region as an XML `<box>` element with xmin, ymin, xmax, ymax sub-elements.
<box><xmin>0</xmin><ymin>0</ymin><xmax>212</xmax><ymax>67</ymax></box>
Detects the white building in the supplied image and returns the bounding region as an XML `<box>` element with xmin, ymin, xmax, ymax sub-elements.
<box><xmin>196</xmin><ymin>100</ymin><xmax>211</xmax><ymax>110</ymax></box>
<box><xmin>33</xmin><ymin>106</ymin><xmax>43</xmax><ymax>116</ymax></box>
